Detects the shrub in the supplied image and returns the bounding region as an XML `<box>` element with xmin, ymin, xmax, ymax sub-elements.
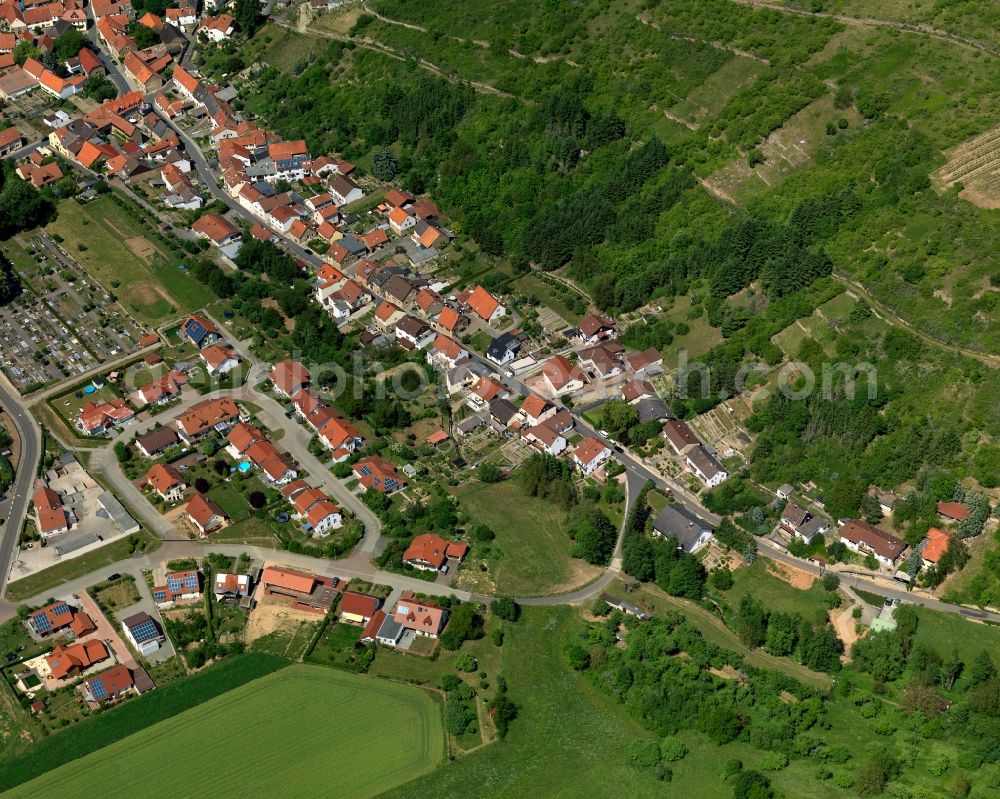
<box><xmin>760</xmin><ymin>751</ymin><xmax>788</xmax><ymax>771</ymax></box>
<box><xmin>659</xmin><ymin>736</ymin><xmax>687</xmax><ymax>762</ymax></box>
<box><xmin>454</xmin><ymin>653</ymin><xmax>477</xmax><ymax>672</ymax></box>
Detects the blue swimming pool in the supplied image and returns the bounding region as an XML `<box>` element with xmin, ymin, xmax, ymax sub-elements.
<box><xmin>238</xmin><ymin>461</ymin><xmax>252</xmax><ymax>473</ymax></box>
<box><xmin>83</xmin><ymin>385</ymin><xmax>96</xmax><ymax>394</ymax></box>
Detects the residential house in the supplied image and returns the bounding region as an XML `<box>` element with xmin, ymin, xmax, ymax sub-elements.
<box><xmin>937</xmin><ymin>501</ymin><xmax>970</xmax><ymax>523</ymax></box>
<box><xmin>465</xmin><ymin>285</ymin><xmax>505</xmax><ymax>324</ymax></box>
<box><xmin>185</xmin><ymin>492</ymin><xmax>228</xmax><ymax>535</ymax></box>
<box><xmin>360</xmin><ymin>610</ymin><xmax>388</xmax><ymax>644</ymax></box>
<box><xmin>192</xmin><ymin>213</ymin><xmax>241</xmax><ymax>248</ymax></box>
<box><xmin>270</xmin><ymin>359</ymin><xmax>310</xmax><ymax>397</ymax></box>
<box><xmin>575</xmin><ymin>313</ymin><xmax>617</xmax><ymax>346</ymax></box>
<box><xmin>199</xmin><ymin>344</ymin><xmax>241</xmax><ymax>376</ymax></box>
<box><xmin>339</xmin><ymin>592</ymin><xmax>381</xmax><ymax>625</ymax></box>
<box><xmin>663</xmin><ymin>419</ymin><xmax>699</xmax><ymax>455</ymax></box>
<box><xmin>27</xmin><ymin>601</ymin><xmax>76</xmax><ymax>637</ymax></box>
<box><xmin>289</xmin><ymin>486</ymin><xmax>342</xmax><ymax>535</ymax></box>
<box><xmin>151</xmin><ymin>569</ymin><xmax>201</xmax><ymax>604</ymax></box>
<box><xmin>134</xmin><ymin>427</ymin><xmax>180</xmax><ymax>458</ymax></box>
<box><xmin>524</xmin><ymin>422</ymin><xmax>567</xmax><ymax>456</ymax></box>
<box><xmin>33</xmin><ymin>485</ymin><xmax>69</xmax><ymax>538</ymax></box>
<box><xmin>136</xmin><ymin>369</ymin><xmax>187</xmax><ymax>406</ymax></box>
<box><xmin>468</xmin><ymin>376</ymin><xmax>506</xmax><ymax>410</ymax></box>
<box><xmin>519</xmin><ymin>394</ymin><xmax>556</xmax><ymax>427</ymax></box>
<box><xmin>329</xmin><ymin>174</ymin><xmax>363</xmax><ymax>206</ymax></box>
<box><xmin>361</xmin><ymin>227</ymin><xmax>389</xmax><ymax>252</ymax></box>
<box><xmin>77</xmin><ymin>398</ymin><xmax>134</xmax><ymax>435</ymax></box>
<box><xmin>652</xmin><ymin>504</ymin><xmax>714</xmax><ymax>553</ymax></box>
<box><xmin>411</xmin><ymin>220</ymin><xmax>446</xmax><ymax>251</ymax></box>
<box><xmin>436</xmin><ymin>307</ymin><xmax>466</xmax><ymax>335</ymax></box>
<box><xmin>415</xmin><ymin>288</ymin><xmax>443</xmax><ymax>316</ymax></box>
<box><xmin>175</xmin><ymin>397</ymin><xmax>241</xmax><ymax>443</ymax></box>
<box><xmin>388</xmin><ymin>205</ymin><xmax>416</xmax><ymax>235</ymax></box>
<box><xmin>838</xmin><ymin>519</ymin><xmax>907</xmax><ymax>566</ymax></box>
<box><xmin>486</xmin><ymin>332</ymin><xmax>519</xmax><ymax>366</ymax></box>
<box><xmin>403</xmin><ymin>533</ymin><xmax>469</xmax><ymax>572</ymax></box>
<box><xmin>780</xmin><ymin>501</ymin><xmax>828</xmax><ymax>543</ymax></box>
<box><xmin>181</xmin><ymin>314</ymin><xmax>222</xmax><ymax>349</ymax></box>
<box><xmin>197</xmin><ymin>12</ymin><xmax>234</xmax><ymax>43</ymax></box>
<box><xmin>920</xmin><ymin>528</ymin><xmax>952</xmax><ymax>570</ymax></box>
<box><xmin>260</xmin><ymin>566</ymin><xmax>339</xmax><ymax>613</ymax></box>
<box><xmin>573</xmin><ymin>437</ymin><xmax>613</xmax><ymax>476</ymax></box>
<box><xmin>374</xmin><ymin>612</ymin><xmax>404</xmax><ymax>646</ymax></box>
<box><xmin>316</xmin><ymin>413</ymin><xmax>363</xmax><ymax>458</ymax></box>
<box><xmin>374</xmin><ymin>301</ymin><xmax>405</xmax><ymax>332</ymax></box>
<box><xmin>78</xmin><ymin>664</ymin><xmax>138</xmax><ymax>707</ymax></box>
<box><xmin>489</xmin><ymin>398</ymin><xmax>519</xmax><ymax>427</ymax></box>
<box><xmin>0</xmin><ymin>125</ymin><xmax>22</xmax><ymax>157</ymax></box>
<box><xmin>625</xmin><ymin>348</ymin><xmax>664</xmax><ymax>377</ymax></box>
<box><xmin>145</xmin><ymin>463</ymin><xmax>186</xmax><ymax>503</ymax></box>
<box><xmin>45</xmin><ymin>640</ymin><xmax>109</xmax><ymax>680</ymax></box>
<box><xmin>353</xmin><ymin>455</ymin><xmax>406</xmax><ymax>494</ymax></box>
<box><xmin>213</xmin><ymin>572</ymin><xmax>252</xmax><ymax>602</ymax></box>
<box><xmin>121</xmin><ymin>612</ymin><xmax>165</xmax><ymax>656</ymax></box>
<box><xmin>245</xmin><ymin>439</ymin><xmax>297</xmax><ymax>485</ymax></box>
<box><xmin>427</xmin><ymin>334</ymin><xmax>468</xmax><ymax>370</ymax></box>
<box><xmin>578</xmin><ymin>344</ymin><xmax>623</xmax><ymax>380</ymax></box>
<box><xmin>395</xmin><ymin>315</ymin><xmax>434</xmax><ymax>350</ymax></box>
<box><xmin>392</xmin><ymin>591</ymin><xmax>448</xmax><ymax>637</ymax></box>
<box><xmin>621</xmin><ymin>379</ymin><xmax>655</xmax><ymax>404</ymax></box>
<box><xmin>541</xmin><ymin>355</ymin><xmax>586</xmax><ymax>397</ymax></box>
<box><xmin>868</xmin><ymin>487</ymin><xmax>901</xmax><ymax>517</ymax></box>
<box><xmin>685</xmin><ymin>445</ymin><xmax>728</xmax><ymax>488</ymax></box>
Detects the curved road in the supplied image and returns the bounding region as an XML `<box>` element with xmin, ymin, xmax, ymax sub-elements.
<box><xmin>0</xmin><ymin>380</ymin><xmax>42</xmax><ymax>596</ymax></box>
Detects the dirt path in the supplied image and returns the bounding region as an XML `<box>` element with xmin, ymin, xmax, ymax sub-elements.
<box><xmin>278</xmin><ymin>20</ymin><xmax>523</xmax><ymax>100</ymax></box>
<box><xmin>636</xmin><ymin>14</ymin><xmax>772</xmax><ymax>64</ymax></box>
<box><xmin>836</xmin><ymin>274</ymin><xmax>1000</xmax><ymax>367</ymax></box>
<box><xmin>728</xmin><ymin>0</ymin><xmax>999</xmax><ymax>59</ymax></box>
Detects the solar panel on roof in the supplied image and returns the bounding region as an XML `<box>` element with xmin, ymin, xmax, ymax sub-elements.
<box><xmin>90</xmin><ymin>679</ymin><xmax>107</xmax><ymax>700</ymax></box>
<box><xmin>130</xmin><ymin>619</ymin><xmax>159</xmax><ymax>642</ymax></box>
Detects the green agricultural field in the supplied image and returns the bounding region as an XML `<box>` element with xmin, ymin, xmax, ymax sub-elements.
<box><xmin>453</xmin><ymin>481</ymin><xmax>601</xmax><ymax>596</ymax></box>
<box><xmin>7</xmin><ymin>666</ymin><xmax>444</xmax><ymax>799</ymax></box>
<box><xmin>46</xmin><ymin>195</ymin><xmax>205</xmax><ymax>325</ymax></box>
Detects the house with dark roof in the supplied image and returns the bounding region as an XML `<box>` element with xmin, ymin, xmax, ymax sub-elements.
<box><xmin>486</xmin><ymin>332</ymin><xmax>520</xmax><ymax>366</ymax></box>
<box><xmin>838</xmin><ymin>519</ymin><xmax>907</xmax><ymax>566</ymax></box>
<box><xmin>135</xmin><ymin>426</ymin><xmax>181</xmax><ymax>459</ymax></box>
<box><xmin>652</xmin><ymin>504</ymin><xmax>714</xmax><ymax>553</ymax></box>
<box><xmin>121</xmin><ymin>612</ymin><xmax>164</xmax><ymax>656</ymax></box>
<box><xmin>685</xmin><ymin>445</ymin><xmax>728</xmax><ymax>488</ymax></box>
<box><xmin>181</xmin><ymin>315</ymin><xmax>222</xmax><ymax>349</ymax></box>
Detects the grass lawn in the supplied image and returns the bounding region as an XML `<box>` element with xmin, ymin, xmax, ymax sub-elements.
<box><xmin>389</xmin><ymin>606</ymin><xmax>671</xmax><ymax>798</ymax></box>
<box><xmin>48</xmin><ymin>383</ymin><xmax>120</xmax><ymax>426</ymax></box>
<box><xmin>6</xmin><ymin>665</ymin><xmax>444</xmax><ymax>799</ymax></box>
<box><xmin>514</xmin><ymin>273</ymin><xmax>586</xmax><ymax>324</ymax></box>
<box><xmin>467</xmin><ymin>330</ymin><xmax>492</xmax><ymax>353</ymax></box>
<box><xmin>46</xmin><ymin>196</ymin><xmax>204</xmax><ymax>325</ymax></box>
<box><xmin>205</xmin><ymin>484</ymin><xmax>250</xmax><ymax>521</ymax></box>
<box><xmin>208</xmin><ymin>516</ymin><xmax>277</xmax><ymax>546</ymax></box>
<box><xmin>910</xmin><ymin>606</ymin><xmax>1000</xmax><ymax>668</ymax></box>
<box><xmin>453</xmin><ymin>481</ymin><xmax>601</xmax><ymax>596</ymax></box>
<box><xmin>5</xmin><ymin>529</ymin><xmax>160</xmax><ymax>602</ymax></box>
<box><xmin>91</xmin><ymin>578</ymin><xmax>141</xmax><ymax>612</ymax></box>
<box><xmin>717</xmin><ymin>559</ymin><xmax>832</xmax><ymax>621</ymax></box>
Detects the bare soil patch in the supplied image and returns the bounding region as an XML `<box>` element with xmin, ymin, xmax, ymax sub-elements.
<box><xmin>244</xmin><ymin>595</ymin><xmax>319</xmax><ymax>644</ymax></box>
<box><xmin>770</xmin><ymin>561</ymin><xmax>816</xmax><ymax>590</ymax></box>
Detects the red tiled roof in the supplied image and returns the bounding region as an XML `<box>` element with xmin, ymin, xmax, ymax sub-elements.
<box><xmin>922</xmin><ymin>527</ymin><xmax>951</xmax><ymax>564</ymax></box>
<box><xmin>339</xmin><ymin>591</ymin><xmax>379</xmax><ymax>618</ymax></box>
<box><xmin>466</xmin><ymin>285</ymin><xmax>500</xmax><ymax>321</ymax></box>
<box><xmin>262</xmin><ymin>566</ymin><xmax>316</xmax><ymax>594</ymax></box>
<box><xmin>937</xmin><ymin>501</ymin><xmax>970</xmax><ymax>521</ymax></box>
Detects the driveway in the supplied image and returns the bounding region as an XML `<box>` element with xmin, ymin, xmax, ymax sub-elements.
<box><xmin>114</xmin><ymin>585</ymin><xmax>177</xmax><ymax>666</ymax></box>
<box><xmin>75</xmin><ymin>589</ymin><xmax>138</xmax><ymax>669</ymax></box>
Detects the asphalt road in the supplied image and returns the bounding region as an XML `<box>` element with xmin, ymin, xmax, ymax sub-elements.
<box><xmin>0</xmin><ymin>382</ymin><xmax>41</xmax><ymax>596</ymax></box>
